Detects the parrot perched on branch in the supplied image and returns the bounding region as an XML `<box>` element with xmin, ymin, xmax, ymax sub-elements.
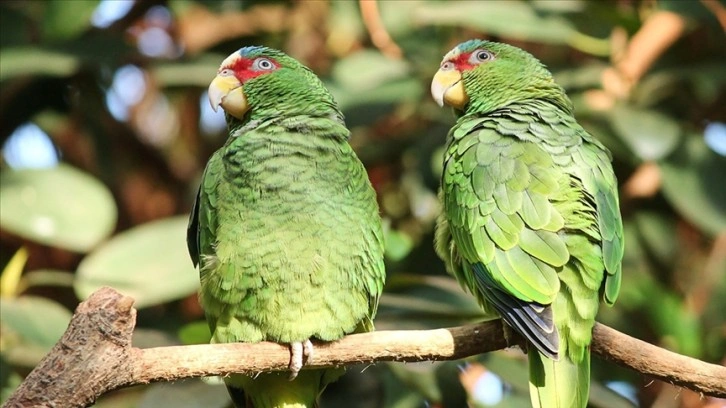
<box><xmin>430</xmin><ymin>40</ymin><xmax>623</xmax><ymax>408</ymax></box>
<box><xmin>187</xmin><ymin>46</ymin><xmax>385</xmax><ymax>408</ymax></box>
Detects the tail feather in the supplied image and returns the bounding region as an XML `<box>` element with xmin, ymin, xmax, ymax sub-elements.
<box><xmin>225</xmin><ymin>370</ymin><xmax>335</xmax><ymax>408</ymax></box>
<box><xmin>529</xmin><ymin>351</ymin><xmax>590</xmax><ymax>408</ymax></box>
<box><xmin>472</xmin><ymin>263</ymin><xmax>559</xmax><ymax>359</ymax></box>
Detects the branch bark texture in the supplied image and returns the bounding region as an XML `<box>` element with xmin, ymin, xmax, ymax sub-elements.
<box><xmin>4</xmin><ymin>287</ymin><xmax>726</xmax><ymax>408</ymax></box>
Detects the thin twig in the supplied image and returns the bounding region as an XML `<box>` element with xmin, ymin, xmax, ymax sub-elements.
<box><xmin>359</xmin><ymin>0</ymin><xmax>403</xmax><ymax>59</ymax></box>
<box><xmin>701</xmin><ymin>0</ymin><xmax>726</xmax><ymax>31</ymax></box>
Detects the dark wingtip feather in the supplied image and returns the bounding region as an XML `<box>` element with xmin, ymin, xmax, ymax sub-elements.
<box><xmin>186</xmin><ymin>188</ymin><xmax>201</xmax><ymax>268</ymax></box>
<box><xmin>472</xmin><ymin>263</ymin><xmax>560</xmax><ymax>359</ymax></box>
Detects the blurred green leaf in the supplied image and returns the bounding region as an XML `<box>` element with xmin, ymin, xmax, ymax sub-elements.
<box><xmin>91</xmin><ymin>387</ymin><xmax>145</xmax><ymax>408</ymax></box>
<box><xmin>326</xmin><ymin>79</ymin><xmax>423</xmax><ymax>114</ymax></box>
<box><xmin>660</xmin><ymin>136</ymin><xmax>726</xmax><ymax>236</ymax></box>
<box><xmin>327</xmin><ymin>50</ymin><xmax>423</xmax><ymax>113</ymax></box>
<box><xmin>0</xmin><ymin>163</ymin><xmax>117</xmax><ymax>252</ymax></box>
<box><xmin>0</xmin><ymin>296</ymin><xmax>71</xmax><ymax>366</ymax></box>
<box><xmin>0</xmin><ymin>7</ymin><xmax>32</xmax><ymax>47</ymax></box>
<box><xmin>331</xmin><ymin>50</ymin><xmax>410</xmax><ymax>91</ymax></box>
<box><xmin>75</xmin><ymin>216</ymin><xmax>199</xmax><ymax>309</ymax></box>
<box><xmin>328</xmin><ymin>1</ymin><xmax>365</xmax><ymax>51</ymax></box>
<box><xmin>415</xmin><ymin>1</ymin><xmax>571</xmax><ymax>43</ymax></box>
<box><xmin>703</xmin><ymin>264</ymin><xmax>726</xmax><ymax>359</ymax></box>
<box><xmin>380</xmin><ymin>373</ymin><xmax>426</xmax><ymax>408</ymax></box>
<box><xmin>434</xmin><ymin>362</ymin><xmax>468</xmax><ymax>407</ymax></box>
<box><xmin>321</xmin><ymin>367</ymin><xmax>384</xmax><ymax>408</ymax></box>
<box><xmin>0</xmin><ymin>364</ymin><xmax>22</xmax><ymax>405</ymax></box>
<box><xmin>609</xmin><ymin>105</ymin><xmax>681</xmax><ymax>161</ymax></box>
<box><xmin>331</xmin><ymin>77</ymin><xmax>423</xmax><ymax>119</ymax></box>
<box><xmin>42</xmin><ymin>0</ymin><xmax>97</xmax><ymax>42</ymax></box>
<box><xmin>19</xmin><ymin>269</ymin><xmax>75</xmax><ymax>290</ymax></box>
<box><xmin>153</xmin><ymin>57</ymin><xmax>221</xmax><ymax>88</ymax></box>
<box><xmin>632</xmin><ymin>71</ymin><xmax>680</xmax><ymax>107</ymax></box>
<box><xmin>0</xmin><ymin>296</ymin><xmax>71</xmax><ymax>350</ymax></box>
<box><xmin>385</xmin><ymin>364</ymin><xmax>440</xmax><ymax>404</ymax></box>
<box><xmin>675</xmin><ymin>62</ymin><xmax>726</xmax><ymax>104</ymax></box>
<box><xmin>643</xmin><ymin>283</ymin><xmax>702</xmax><ymax>357</ymax></box>
<box><xmin>384</xmin><ymin>229</ymin><xmax>414</xmax><ymax>262</ymax></box>
<box><xmin>178</xmin><ymin>320</ymin><xmax>211</xmax><ymax>345</ymax></box>
<box><xmin>531</xmin><ymin>0</ymin><xmax>586</xmax><ymax>13</ymax></box>
<box><xmin>553</xmin><ymin>64</ymin><xmax>608</xmax><ymax>91</ymax></box>
<box><xmin>377</xmin><ymin>274</ymin><xmax>487</xmax><ymax>330</ymax></box>
<box><xmin>413</xmin><ymin>1</ymin><xmax>609</xmax><ymax>55</ymax></box>
<box><xmin>132</xmin><ymin>328</ymin><xmax>179</xmax><ymax>349</ymax></box>
<box><xmin>138</xmin><ymin>379</ymin><xmax>229</xmax><ymax>408</ymax></box>
<box><xmin>633</xmin><ymin>211</ymin><xmax>679</xmax><ymax>266</ymax></box>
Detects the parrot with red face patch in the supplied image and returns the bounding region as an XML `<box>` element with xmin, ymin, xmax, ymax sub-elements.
<box><xmin>187</xmin><ymin>46</ymin><xmax>385</xmax><ymax>408</ymax></box>
<box><xmin>431</xmin><ymin>39</ymin><xmax>623</xmax><ymax>408</ymax></box>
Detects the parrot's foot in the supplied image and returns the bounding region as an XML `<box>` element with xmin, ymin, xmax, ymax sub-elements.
<box><xmin>288</xmin><ymin>339</ymin><xmax>314</xmax><ymax>380</ymax></box>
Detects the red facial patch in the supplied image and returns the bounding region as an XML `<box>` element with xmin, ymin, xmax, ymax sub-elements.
<box><xmin>226</xmin><ymin>57</ymin><xmax>281</xmax><ymax>83</ymax></box>
<box><xmin>451</xmin><ymin>52</ymin><xmax>475</xmax><ymax>71</ymax></box>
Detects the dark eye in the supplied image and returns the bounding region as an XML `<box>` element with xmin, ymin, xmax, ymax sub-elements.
<box><xmin>469</xmin><ymin>50</ymin><xmax>494</xmax><ymax>64</ymax></box>
<box><xmin>253</xmin><ymin>58</ymin><xmax>275</xmax><ymax>71</ymax></box>
<box><xmin>440</xmin><ymin>61</ymin><xmax>455</xmax><ymax>71</ymax></box>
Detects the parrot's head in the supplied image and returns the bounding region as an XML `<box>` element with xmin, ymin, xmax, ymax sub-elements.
<box><xmin>431</xmin><ymin>39</ymin><xmax>571</xmax><ymax>115</ymax></box>
<box><xmin>209</xmin><ymin>46</ymin><xmax>339</xmax><ymax>122</ymax></box>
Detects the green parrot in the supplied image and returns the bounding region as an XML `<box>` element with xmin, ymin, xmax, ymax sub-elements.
<box><xmin>430</xmin><ymin>40</ymin><xmax>623</xmax><ymax>407</ymax></box>
<box><xmin>187</xmin><ymin>46</ymin><xmax>385</xmax><ymax>408</ymax></box>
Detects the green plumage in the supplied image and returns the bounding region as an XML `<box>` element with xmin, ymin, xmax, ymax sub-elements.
<box><xmin>433</xmin><ymin>40</ymin><xmax>623</xmax><ymax>407</ymax></box>
<box><xmin>188</xmin><ymin>47</ymin><xmax>385</xmax><ymax>408</ymax></box>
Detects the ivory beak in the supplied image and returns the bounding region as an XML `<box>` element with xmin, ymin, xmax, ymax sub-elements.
<box><xmin>208</xmin><ymin>75</ymin><xmax>249</xmax><ymax>119</ymax></box>
<box><xmin>431</xmin><ymin>69</ymin><xmax>468</xmax><ymax>109</ymax></box>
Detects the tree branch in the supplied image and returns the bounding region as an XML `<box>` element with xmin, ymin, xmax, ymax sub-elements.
<box><xmin>4</xmin><ymin>287</ymin><xmax>725</xmax><ymax>408</ymax></box>
<box><xmin>359</xmin><ymin>0</ymin><xmax>403</xmax><ymax>59</ymax></box>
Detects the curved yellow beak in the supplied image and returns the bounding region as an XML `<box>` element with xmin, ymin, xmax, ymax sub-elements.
<box><xmin>431</xmin><ymin>69</ymin><xmax>468</xmax><ymax>109</ymax></box>
<box><xmin>208</xmin><ymin>74</ymin><xmax>249</xmax><ymax>119</ymax></box>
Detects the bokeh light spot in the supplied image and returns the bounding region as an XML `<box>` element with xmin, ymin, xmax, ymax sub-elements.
<box><xmin>3</xmin><ymin>123</ymin><xmax>59</xmax><ymax>169</ymax></box>
<box><xmin>606</xmin><ymin>381</ymin><xmax>639</xmax><ymax>405</ymax></box>
<box><xmin>91</xmin><ymin>0</ymin><xmax>133</xmax><ymax>28</ymax></box>
<box><xmin>138</xmin><ymin>27</ymin><xmax>175</xmax><ymax>58</ymax></box>
<box><xmin>704</xmin><ymin>122</ymin><xmax>726</xmax><ymax>156</ymax></box>
<box><xmin>470</xmin><ymin>370</ymin><xmax>504</xmax><ymax>406</ymax></box>
<box><xmin>106</xmin><ymin>64</ymin><xmax>146</xmax><ymax>121</ymax></box>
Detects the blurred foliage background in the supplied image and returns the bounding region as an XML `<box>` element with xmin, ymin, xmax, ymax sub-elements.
<box><xmin>1</xmin><ymin>0</ymin><xmax>725</xmax><ymax>407</ymax></box>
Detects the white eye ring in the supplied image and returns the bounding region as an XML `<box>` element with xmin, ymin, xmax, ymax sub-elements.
<box><xmin>253</xmin><ymin>58</ymin><xmax>275</xmax><ymax>71</ymax></box>
<box><xmin>469</xmin><ymin>50</ymin><xmax>494</xmax><ymax>64</ymax></box>
<box><xmin>441</xmin><ymin>61</ymin><xmax>455</xmax><ymax>71</ymax></box>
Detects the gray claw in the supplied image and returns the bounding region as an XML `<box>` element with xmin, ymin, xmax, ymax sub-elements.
<box><xmin>288</xmin><ymin>339</ymin><xmax>314</xmax><ymax>380</ymax></box>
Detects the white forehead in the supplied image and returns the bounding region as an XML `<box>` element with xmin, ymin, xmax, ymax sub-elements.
<box><xmin>441</xmin><ymin>47</ymin><xmax>461</xmax><ymax>63</ymax></box>
<box><xmin>219</xmin><ymin>52</ymin><xmax>239</xmax><ymax>69</ymax></box>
